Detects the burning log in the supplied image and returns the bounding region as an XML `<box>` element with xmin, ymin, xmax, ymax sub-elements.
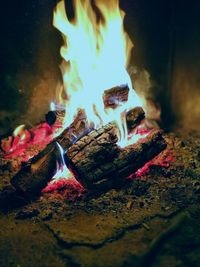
<box><xmin>103</xmin><ymin>85</ymin><xmax>129</xmax><ymax>108</ymax></box>
<box><xmin>126</xmin><ymin>107</ymin><xmax>145</xmax><ymax>130</ymax></box>
<box><xmin>46</xmin><ymin>98</ymin><xmax>144</xmax><ymax>134</ymax></box>
<box><xmin>11</xmin><ymin>142</ymin><xmax>58</xmax><ymax>199</ymax></box>
<box><xmin>9</xmin><ymin>107</ymin><xmax>146</xmax><ymax>198</ymax></box>
<box><xmin>66</xmin><ymin>128</ymin><xmax>167</xmax><ymax>191</ymax></box>
<box><xmin>45</xmin><ymin>85</ymin><xmax>131</xmax><ymax>127</ymax></box>
<box><xmin>46</xmin><ymin>106</ymin><xmax>145</xmax><ymax>149</ymax></box>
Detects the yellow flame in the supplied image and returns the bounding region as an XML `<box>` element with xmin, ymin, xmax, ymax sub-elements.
<box><xmin>13</xmin><ymin>124</ymin><xmax>25</xmax><ymax>137</ymax></box>
<box><xmin>53</xmin><ymin>0</ymin><xmax>142</xmax><ymax>147</ymax></box>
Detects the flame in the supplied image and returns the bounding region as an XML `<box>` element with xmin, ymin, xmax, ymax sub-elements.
<box><xmin>13</xmin><ymin>124</ymin><xmax>25</xmax><ymax>137</ymax></box>
<box><xmin>50</xmin><ymin>102</ymin><xmax>56</xmax><ymax>111</ymax></box>
<box><xmin>51</xmin><ymin>162</ymin><xmax>72</xmax><ymax>183</ymax></box>
<box><xmin>50</xmin><ymin>142</ymin><xmax>72</xmax><ymax>183</ymax></box>
<box><xmin>13</xmin><ymin>124</ymin><xmax>29</xmax><ymax>144</ymax></box>
<box><xmin>53</xmin><ymin>0</ymin><xmax>142</xmax><ymax>147</ymax></box>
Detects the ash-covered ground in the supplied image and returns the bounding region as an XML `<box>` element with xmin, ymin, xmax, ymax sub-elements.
<box><xmin>0</xmin><ymin>130</ymin><xmax>200</xmax><ymax>267</ymax></box>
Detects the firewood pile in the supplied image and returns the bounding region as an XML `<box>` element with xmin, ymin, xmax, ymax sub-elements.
<box><xmin>0</xmin><ymin>86</ymin><xmax>167</xmax><ymax>201</ymax></box>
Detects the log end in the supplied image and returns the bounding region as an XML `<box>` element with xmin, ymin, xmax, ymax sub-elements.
<box><xmin>66</xmin><ymin>128</ymin><xmax>167</xmax><ymax>192</ymax></box>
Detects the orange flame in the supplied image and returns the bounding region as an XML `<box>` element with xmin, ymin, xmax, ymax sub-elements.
<box><xmin>53</xmin><ymin>0</ymin><xmax>143</xmax><ymax>147</ymax></box>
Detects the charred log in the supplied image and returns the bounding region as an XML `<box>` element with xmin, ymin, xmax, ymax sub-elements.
<box><xmin>66</xmin><ymin>128</ymin><xmax>167</xmax><ymax>191</ymax></box>
<box><xmin>45</xmin><ymin>106</ymin><xmax>145</xmax><ymax>152</ymax></box>
<box><xmin>103</xmin><ymin>85</ymin><xmax>129</xmax><ymax>108</ymax></box>
<box><xmin>46</xmin><ymin>85</ymin><xmax>131</xmax><ymax>127</ymax></box>
<box><xmin>9</xmin><ymin>110</ymin><xmax>92</xmax><ymax>199</ymax></box>
<box><xmin>126</xmin><ymin>107</ymin><xmax>145</xmax><ymax>130</ymax></box>
<box><xmin>10</xmin><ymin>107</ymin><xmax>147</xmax><ymax>198</ymax></box>
<box><xmin>11</xmin><ymin>142</ymin><xmax>58</xmax><ymax>199</ymax></box>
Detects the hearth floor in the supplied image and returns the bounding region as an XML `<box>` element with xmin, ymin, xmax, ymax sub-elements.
<box><xmin>0</xmin><ymin>130</ymin><xmax>200</xmax><ymax>267</ymax></box>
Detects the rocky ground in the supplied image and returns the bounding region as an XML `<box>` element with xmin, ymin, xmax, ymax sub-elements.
<box><xmin>0</xmin><ymin>130</ymin><xmax>200</xmax><ymax>267</ymax></box>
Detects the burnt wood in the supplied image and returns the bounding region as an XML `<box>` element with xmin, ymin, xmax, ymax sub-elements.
<box><xmin>103</xmin><ymin>85</ymin><xmax>129</xmax><ymax>108</ymax></box>
<box><xmin>126</xmin><ymin>107</ymin><xmax>145</xmax><ymax>130</ymax></box>
<box><xmin>10</xmin><ymin>107</ymin><xmax>146</xmax><ymax>198</ymax></box>
<box><xmin>56</xmin><ymin>106</ymin><xmax>145</xmax><ymax>146</ymax></box>
<box><xmin>11</xmin><ymin>142</ymin><xmax>58</xmax><ymax>199</ymax></box>
<box><xmin>66</xmin><ymin>127</ymin><xmax>167</xmax><ymax>191</ymax></box>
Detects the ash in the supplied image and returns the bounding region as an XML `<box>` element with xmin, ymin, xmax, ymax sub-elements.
<box><xmin>0</xmin><ymin>130</ymin><xmax>200</xmax><ymax>267</ymax></box>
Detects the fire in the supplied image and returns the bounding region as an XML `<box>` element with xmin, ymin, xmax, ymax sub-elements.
<box><xmin>13</xmin><ymin>124</ymin><xmax>25</xmax><ymax>137</ymax></box>
<box><xmin>0</xmin><ymin>1</ymin><xmax>169</xmax><ymax>197</ymax></box>
<box><xmin>53</xmin><ymin>0</ymin><xmax>142</xmax><ymax>147</ymax></box>
<box><xmin>50</xmin><ymin>142</ymin><xmax>72</xmax><ymax>183</ymax></box>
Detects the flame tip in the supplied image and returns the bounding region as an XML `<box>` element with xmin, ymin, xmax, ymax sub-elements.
<box><xmin>53</xmin><ymin>0</ymin><xmax>144</xmax><ymax>148</ymax></box>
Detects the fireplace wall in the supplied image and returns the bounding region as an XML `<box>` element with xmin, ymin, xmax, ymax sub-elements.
<box><xmin>123</xmin><ymin>0</ymin><xmax>200</xmax><ymax>131</ymax></box>
<box><xmin>0</xmin><ymin>0</ymin><xmax>200</xmax><ymax>136</ymax></box>
<box><xmin>170</xmin><ymin>0</ymin><xmax>200</xmax><ymax>131</ymax></box>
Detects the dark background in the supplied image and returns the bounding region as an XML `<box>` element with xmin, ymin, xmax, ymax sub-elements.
<box><xmin>0</xmin><ymin>0</ymin><xmax>200</xmax><ymax>135</ymax></box>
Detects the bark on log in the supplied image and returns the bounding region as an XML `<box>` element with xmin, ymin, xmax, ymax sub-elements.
<box><xmin>66</xmin><ymin>128</ymin><xmax>166</xmax><ymax>191</ymax></box>
<box><xmin>10</xmin><ymin>107</ymin><xmax>146</xmax><ymax>198</ymax></box>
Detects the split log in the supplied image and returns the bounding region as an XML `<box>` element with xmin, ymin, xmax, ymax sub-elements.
<box><xmin>11</xmin><ymin>142</ymin><xmax>59</xmax><ymax>199</ymax></box>
<box><xmin>103</xmin><ymin>85</ymin><xmax>129</xmax><ymax>108</ymax></box>
<box><xmin>10</xmin><ymin>107</ymin><xmax>146</xmax><ymax>198</ymax></box>
<box><xmin>66</xmin><ymin>127</ymin><xmax>167</xmax><ymax>191</ymax></box>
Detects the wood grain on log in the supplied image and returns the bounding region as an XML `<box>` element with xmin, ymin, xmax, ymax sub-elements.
<box><xmin>66</xmin><ymin>127</ymin><xmax>166</xmax><ymax>191</ymax></box>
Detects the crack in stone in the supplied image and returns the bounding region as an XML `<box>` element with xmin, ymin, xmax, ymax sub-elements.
<box><xmin>43</xmin><ymin>209</ymin><xmax>180</xmax><ymax>251</ymax></box>
<box><xmin>56</xmin><ymin>251</ymin><xmax>81</xmax><ymax>267</ymax></box>
<box><xmin>38</xmin><ymin>222</ymin><xmax>80</xmax><ymax>267</ymax></box>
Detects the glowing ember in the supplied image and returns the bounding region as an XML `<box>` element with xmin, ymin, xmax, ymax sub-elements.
<box><xmin>1</xmin><ymin>121</ymin><xmax>62</xmax><ymax>161</ymax></box>
<box><xmin>53</xmin><ymin>0</ymin><xmax>143</xmax><ymax>147</ymax></box>
<box><xmin>42</xmin><ymin>142</ymin><xmax>84</xmax><ymax>197</ymax></box>
<box><xmin>42</xmin><ymin>177</ymin><xmax>85</xmax><ymax>201</ymax></box>
<box><xmin>128</xmin><ymin>150</ymin><xmax>174</xmax><ymax>179</ymax></box>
